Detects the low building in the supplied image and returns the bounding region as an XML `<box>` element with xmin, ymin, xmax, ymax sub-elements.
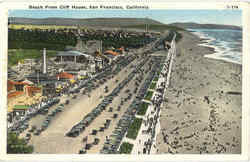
<box><xmin>89</xmin><ymin>63</ymin><xmax>96</xmax><ymax>73</ymax></box>
<box><xmin>8</xmin><ymin>80</ymin><xmax>29</xmax><ymax>92</ymax></box>
<box><xmin>12</xmin><ymin>105</ymin><xmax>31</xmax><ymax>117</ymax></box>
<box><xmin>7</xmin><ymin>80</ymin><xmax>43</xmax><ymax>113</ymax></box>
<box><xmin>104</xmin><ymin>50</ymin><xmax>119</xmax><ymax>56</ymax></box>
<box><xmin>56</xmin><ymin>72</ymin><xmax>74</xmax><ymax>81</ymax></box>
<box><xmin>25</xmin><ymin>72</ymin><xmax>57</xmax><ymax>85</ymax></box>
<box><xmin>8</xmin><ymin>68</ymin><xmax>18</xmax><ymax>80</ymax></box>
<box><xmin>95</xmin><ymin>57</ymin><xmax>104</xmax><ymax>70</ymax></box>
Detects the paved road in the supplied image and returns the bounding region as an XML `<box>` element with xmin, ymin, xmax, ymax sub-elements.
<box><xmin>28</xmin><ymin>54</ymin><xmax>151</xmax><ymax>153</ymax></box>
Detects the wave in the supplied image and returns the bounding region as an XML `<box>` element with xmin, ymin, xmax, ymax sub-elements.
<box><xmin>189</xmin><ymin>29</ymin><xmax>242</xmax><ymax>65</ymax></box>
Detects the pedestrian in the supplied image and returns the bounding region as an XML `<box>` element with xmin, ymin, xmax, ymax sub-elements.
<box><xmin>143</xmin><ymin>148</ymin><xmax>146</xmax><ymax>154</ymax></box>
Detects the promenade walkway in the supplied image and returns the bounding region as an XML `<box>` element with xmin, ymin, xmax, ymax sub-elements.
<box><xmin>119</xmin><ymin>33</ymin><xmax>177</xmax><ymax>154</ymax></box>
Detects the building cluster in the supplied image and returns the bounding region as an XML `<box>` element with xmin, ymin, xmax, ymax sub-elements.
<box><xmin>7</xmin><ymin>43</ymin><xmax>126</xmax><ymax>122</ymax></box>
<box><xmin>7</xmin><ymin>25</ymin><xmax>160</xmax><ymax>129</ymax></box>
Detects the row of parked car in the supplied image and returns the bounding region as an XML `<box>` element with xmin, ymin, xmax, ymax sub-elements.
<box><xmin>66</xmin><ymin>69</ymin><xmax>137</xmax><ymax>138</ymax></box>
<box><xmin>37</xmin><ymin>98</ymin><xmax>61</xmax><ymax>115</ymax></box>
<box><xmin>23</xmin><ymin>103</ymin><xmax>65</xmax><ymax>139</ymax></box>
<box><xmin>9</xmin><ymin>98</ymin><xmax>60</xmax><ymax>136</ymax></box>
<box><xmin>100</xmin><ymin>99</ymin><xmax>141</xmax><ymax>154</ymax></box>
<box><xmin>79</xmin><ymin>137</ymin><xmax>100</xmax><ymax>154</ymax></box>
<box><xmin>40</xmin><ymin>104</ymin><xmax>65</xmax><ymax>133</ymax></box>
<box><xmin>100</xmin><ymin>57</ymin><xmax>165</xmax><ymax>154</ymax></box>
<box><xmin>138</xmin><ymin>59</ymin><xmax>164</xmax><ymax>100</ymax></box>
<box><xmin>66</xmin><ymin>55</ymin><xmax>147</xmax><ymax>139</ymax></box>
<box><xmin>76</xmin><ymin>55</ymin><xmax>136</xmax><ymax>98</ymax></box>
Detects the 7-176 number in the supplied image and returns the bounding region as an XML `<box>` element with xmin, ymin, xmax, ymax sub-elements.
<box><xmin>226</xmin><ymin>5</ymin><xmax>239</xmax><ymax>9</ymax></box>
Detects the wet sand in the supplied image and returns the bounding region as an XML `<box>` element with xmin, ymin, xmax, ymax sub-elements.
<box><xmin>156</xmin><ymin>31</ymin><xmax>242</xmax><ymax>154</ymax></box>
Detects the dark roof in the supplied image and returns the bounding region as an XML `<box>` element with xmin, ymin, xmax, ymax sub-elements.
<box><xmin>25</xmin><ymin>72</ymin><xmax>49</xmax><ymax>78</ymax></box>
<box><xmin>25</xmin><ymin>72</ymin><xmax>57</xmax><ymax>84</ymax></box>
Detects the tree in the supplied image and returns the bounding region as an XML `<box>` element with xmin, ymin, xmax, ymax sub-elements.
<box><xmin>7</xmin><ymin>132</ymin><xmax>34</xmax><ymax>154</ymax></box>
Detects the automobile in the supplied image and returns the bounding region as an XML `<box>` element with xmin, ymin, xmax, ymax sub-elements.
<box><xmin>79</xmin><ymin>149</ymin><xmax>87</xmax><ymax>154</ymax></box>
<box><xmin>41</xmin><ymin>109</ymin><xmax>48</xmax><ymax>115</ymax></box>
<box><xmin>106</xmin><ymin>119</ymin><xmax>111</xmax><ymax>124</ymax></box>
<box><xmin>65</xmin><ymin>100</ymin><xmax>70</xmax><ymax>105</ymax></box>
<box><xmin>76</xmin><ymin>125</ymin><xmax>85</xmax><ymax>132</ymax></box>
<box><xmin>125</xmin><ymin>89</ymin><xmax>130</xmax><ymax>93</ymax></box>
<box><xmin>24</xmin><ymin>136</ymin><xmax>31</xmax><ymax>141</ymax></box>
<box><xmin>48</xmin><ymin>113</ymin><xmax>55</xmax><ymax>117</ymax></box>
<box><xmin>34</xmin><ymin>129</ymin><xmax>41</xmax><ymax>136</ymax></box>
<box><xmin>57</xmin><ymin>108</ymin><xmax>63</xmax><ymax>112</ymax></box>
<box><xmin>108</xmin><ymin>107</ymin><xmax>113</xmax><ymax>112</ymax></box>
<box><xmin>85</xmin><ymin>144</ymin><xmax>92</xmax><ymax>150</ymax></box>
<box><xmin>104</xmin><ymin>123</ymin><xmax>110</xmax><ymax>129</ymax></box>
<box><xmin>28</xmin><ymin>128</ymin><xmax>34</xmax><ymax>133</ymax></box>
<box><xmin>93</xmin><ymin>138</ymin><xmax>100</xmax><ymax>145</ymax></box>
<box><xmin>113</xmin><ymin>130</ymin><xmax>122</xmax><ymax>135</ymax></box>
<box><xmin>113</xmin><ymin>114</ymin><xmax>118</xmax><ymax>119</ymax></box>
<box><xmin>99</xmin><ymin>127</ymin><xmax>105</xmax><ymax>132</ymax></box>
<box><xmin>91</xmin><ymin>129</ymin><xmax>98</xmax><ymax>135</ymax></box>
<box><xmin>82</xmin><ymin>136</ymin><xmax>88</xmax><ymax>143</ymax></box>
<box><xmin>66</xmin><ymin>131</ymin><xmax>78</xmax><ymax>137</ymax></box>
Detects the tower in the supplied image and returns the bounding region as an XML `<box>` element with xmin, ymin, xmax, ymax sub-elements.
<box><xmin>43</xmin><ymin>48</ymin><xmax>47</xmax><ymax>74</ymax></box>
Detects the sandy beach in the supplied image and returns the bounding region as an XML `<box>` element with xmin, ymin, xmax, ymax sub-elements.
<box><xmin>156</xmin><ymin>31</ymin><xmax>242</xmax><ymax>154</ymax></box>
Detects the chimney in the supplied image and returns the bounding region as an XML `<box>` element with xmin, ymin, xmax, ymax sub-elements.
<box><xmin>43</xmin><ymin>48</ymin><xmax>47</xmax><ymax>74</ymax></box>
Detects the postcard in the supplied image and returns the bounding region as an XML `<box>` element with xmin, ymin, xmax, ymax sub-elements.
<box><xmin>0</xmin><ymin>1</ymin><xmax>249</xmax><ymax>162</ymax></box>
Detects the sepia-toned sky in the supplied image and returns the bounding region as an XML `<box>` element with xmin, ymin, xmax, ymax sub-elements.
<box><xmin>9</xmin><ymin>10</ymin><xmax>242</xmax><ymax>26</ymax></box>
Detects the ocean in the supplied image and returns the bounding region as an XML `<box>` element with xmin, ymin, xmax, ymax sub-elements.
<box><xmin>189</xmin><ymin>29</ymin><xmax>242</xmax><ymax>65</ymax></box>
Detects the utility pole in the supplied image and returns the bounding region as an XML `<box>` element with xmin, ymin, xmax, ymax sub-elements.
<box><xmin>37</xmin><ymin>70</ymin><xmax>40</xmax><ymax>85</ymax></box>
<box><xmin>43</xmin><ymin>48</ymin><xmax>47</xmax><ymax>74</ymax></box>
<box><xmin>145</xmin><ymin>17</ymin><xmax>149</xmax><ymax>33</ymax></box>
<box><xmin>100</xmin><ymin>40</ymin><xmax>102</xmax><ymax>54</ymax></box>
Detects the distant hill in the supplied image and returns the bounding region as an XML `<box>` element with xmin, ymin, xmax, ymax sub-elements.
<box><xmin>10</xmin><ymin>17</ymin><xmax>163</xmax><ymax>27</ymax></box>
<box><xmin>169</xmin><ymin>22</ymin><xmax>242</xmax><ymax>30</ymax></box>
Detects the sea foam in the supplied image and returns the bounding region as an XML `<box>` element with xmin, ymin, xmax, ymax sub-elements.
<box><xmin>189</xmin><ymin>29</ymin><xmax>242</xmax><ymax>65</ymax></box>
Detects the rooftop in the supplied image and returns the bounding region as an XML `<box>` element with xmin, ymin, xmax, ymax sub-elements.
<box><xmin>13</xmin><ymin>105</ymin><xmax>31</xmax><ymax>110</ymax></box>
<box><xmin>8</xmin><ymin>91</ymin><xmax>24</xmax><ymax>99</ymax></box>
<box><xmin>57</xmin><ymin>72</ymin><xmax>74</xmax><ymax>79</ymax></box>
<box><xmin>104</xmin><ymin>50</ymin><xmax>119</xmax><ymax>56</ymax></box>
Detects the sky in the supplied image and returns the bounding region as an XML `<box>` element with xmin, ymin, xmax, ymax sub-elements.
<box><xmin>9</xmin><ymin>10</ymin><xmax>242</xmax><ymax>26</ymax></box>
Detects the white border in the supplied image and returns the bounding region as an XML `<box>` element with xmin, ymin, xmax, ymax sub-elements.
<box><xmin>0</xmin><ymin>1</ymin><xmax>245</xmax><ymax>9</ymax></box>
<box><xmin>0</xmin><ymin>1</ymin><xmax>249</xmax><ymax>162</ymax></box>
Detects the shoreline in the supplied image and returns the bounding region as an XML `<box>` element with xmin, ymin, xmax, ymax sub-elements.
<box><xmin>156</xmin><ymin>30</ymin><xmax>242</xmax><ymax>154</ymax></box>
<box><xmin>190</xmin><ymin>30</ymin><xmax>242</xmax><ymax>65</ymax></box>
